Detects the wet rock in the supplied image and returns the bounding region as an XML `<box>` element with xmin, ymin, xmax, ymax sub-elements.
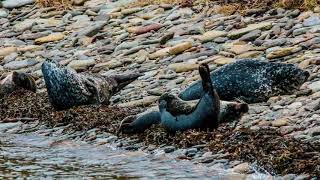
<box><xmin>185</xmin><ymin>148</ymin><xmax>197</xmax><ymax>157</ymax></box>
<box><xmin>35</xmin><ymin>33</ymin><xmax>65</xmax><ymax>44</ymax></box>
<box><xmin>164</xmin><ymin>146</ymin><xmax>175</xmax><ymax>153</ymax></box>
<box><xmin>228</xmin><ymin>22</ymin><xmax>272</xmax><ymax>39</ymax></box>
<box><xmin>92</xmin><ymin>60</ymin><xmax>123</xmax><ymax>72</ymax></box>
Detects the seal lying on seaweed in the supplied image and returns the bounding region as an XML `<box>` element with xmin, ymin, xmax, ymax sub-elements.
<box><xmin>119</xmin><ymin>100</ymin><xmax>248</xmax><ymax>134</ymax></box>
<box><xmin>120</xmin><ymin>64</ymin><xmax>222</xmax><ymax>133</ymax></box>
<box><xmin>42</xmin><ymin>59</ymin><xmax>142</xmax><ymax>110</ymax></box>
<box><xmin>0</xmin><ymin>71</ymin><xmax>36</xmax><ymax>98</ymax></box>
<box><xmin>179</xmin><ymin>60</ymin><xmax>310</xmax><ymax>103</ymax></box>
<box><xmin>159</xmin><ymin>63</ymin><xmax>220</xmax><ymax>132</ymax></box>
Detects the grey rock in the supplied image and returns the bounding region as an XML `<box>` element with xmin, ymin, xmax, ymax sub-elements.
<box><xmin>1</xmin><ymin>0</ymin><xmax>34</xmax><ymax>9</ymax></box>
<box><xmin>0</xmin><ymin>8</ymin><xmax>8</xmax><ymax>18</ymax></box>
<box><xmin>238</xmin><ymin>29</ymin><xmax>261</xmax><ymax>41</ymax></box>
<box><xmin>3</xmin><ymin>59</ymin><xmax>38</xmax><ymax>70</ymax></box>
<box><xmin>303</xmin><ymin>15</ymin><xmax>320</xmax><ymax>27</ymax></box>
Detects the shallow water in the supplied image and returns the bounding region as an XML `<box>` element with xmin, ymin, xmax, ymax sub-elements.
<box><xmin>0</xmin><ymin>123</ymin><xmax>272</xmax><ymax>179</ymax></box>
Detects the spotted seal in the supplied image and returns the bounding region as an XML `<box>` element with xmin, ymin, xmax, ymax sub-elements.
<box><xmin>42</xmin><ymin>59</ymin><xmax>142</xmax><ymax>110</ymax></box>
<box><xmin>178</xmin><ymin>60</ymin><xmax>310</xmax><ymax>103</ymax></box>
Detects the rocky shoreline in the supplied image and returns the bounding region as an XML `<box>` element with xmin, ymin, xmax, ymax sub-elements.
<box><xmin>1</xmin><ymin>0</ymin><xmax>320</xmax><ymax>178</ymax></box>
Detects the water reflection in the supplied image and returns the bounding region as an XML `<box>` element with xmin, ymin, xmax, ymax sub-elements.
<box><xmin>0</xmin><ymin>132</ymin><xmax>271</xmax><ymax>179</ymax></box>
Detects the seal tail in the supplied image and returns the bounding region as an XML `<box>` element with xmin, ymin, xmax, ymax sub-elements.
<box><xmin>108</xmin><ymin>72</ymin><xmax>143</xmax><ymax>94</ymax></box>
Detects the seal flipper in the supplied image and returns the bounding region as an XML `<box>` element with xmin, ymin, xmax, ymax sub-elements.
<box><xmin>106</xmin><ymin>73</ymin><xmax>143</xmax><ymax>94</ymax></box>
<box><xmin>118</xmin><ymin>108</ymin><xmax>161</xmax><ymax>134</ymax></box>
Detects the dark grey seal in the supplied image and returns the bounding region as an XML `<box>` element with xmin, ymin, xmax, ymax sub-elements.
<box><xmin>158</xmin><ymin>64</ymin><xmax>220</xmax><ymax>132</ymax></box>
<box><xmin>42</xmin><ymin>59</ymin><xmax>142</xmax><ymax>110</ymax></box>
<box><xmin>178</xmin><ymin>60</ymin><xmax>310</xmax><ymax>103</ymax></box>
<box><xmin>118</xmin><ymin>100</ymin><xmax>248</xmax><ymax>134</ymax></box>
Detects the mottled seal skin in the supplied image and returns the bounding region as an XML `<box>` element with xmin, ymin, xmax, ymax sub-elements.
<box><xmin>0</xmin><ymin>72</ymin><xmax>36</xmax><ymax>97</ymax></box>
<box><xmin>179</xmin><ymin>60</ymin><xmax>310</xmax><ymax>103</ymax></box>
<box><xmin>119</xmin><ymin>100</ymin><xmax>248</xmax><ymax>134</ymax></box>
<box><xmin>159</xmin><ymin>63</ymin><xmax>220</xmax><ymax>132</ymax></box>
<box><xmin>42</xmin><ymin>59</ymin><xmax>142</xmax><ymax>110</ymax></box>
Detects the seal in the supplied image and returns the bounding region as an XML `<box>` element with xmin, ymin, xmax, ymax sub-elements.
<box><xmin>158</xmin><ymin>64</ymin><xmax>220</xmax><ymax>132</ymax></box>
<box><xmin>119</xmin><ymin>99</ymin><xmax>248</xmax><ymax>134</ymax></box>
<box><xmin>41</xmin><ymin>59</ymin><xmax>142</xmax><ymax>110</ymax></box>
<box><xmin>0</xmin><ymin>71</ymin><xmax>36</xmax><ymax>98</ymax></box>
<box><xmin>178</xmin><ymin>60</ymin><xmax>310</xmax><ymax>103</ymax></box>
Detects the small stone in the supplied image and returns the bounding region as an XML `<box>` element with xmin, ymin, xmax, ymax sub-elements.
<box><xmin>185</xmin><ymin>148</ymin><xmax>197</xmax><ymax>157</ymax></box>
<box><xmin>169</xmin><ymin>63</ymin><xmax>198</xmax><ymax>73</ymax></box>
<box><xmin>307</xmin><ymin>80</ymin><xmax>320</xmax><ymax>92</ymax></box>
<box><xmin>35</xmin><ymin>33</ymin><xmax>65</xmax><ymax>44</ymax></box>
<box><xmin>303</xmin><ymin>15</ymin><xmax>320</xmax><ymax>27</ymax></box>
<box><xmin>160</xmin><ymin>32</ymin><xmax>174</xmax><ymax>45</ymax></box>
<box><xmin>117</xmin><ymin>96</ymin><xmax>158</xmax><ymax>107</ymax></box>
<box><xmin>163</xmin><ymin>146</ymin><xmax>175</xmax><ymax>153</ymax></box>
<box><xmin>73</xmin><ymin>0</ymin><xmax>87</xmax><ymax>5</ymax></box>
<box><xmin>168</xmin><ymin>42</ymin><xmax>192</xmax><ymax>55</ymax></box>
<box><xmin>214</xmin><ymin>57</ymin><xmax>235</xmax><ymax>65</ymax></box>
<box><xmin>0</xmin><ymin>47</ymin><xmax>17</xmax><ymax>57</ymax></box>
<box><xmin>266</xmin><ymin>46</ymin><xmax>302</xmax><ymax>59</ymax></box>
<box><xmin>121</xmin><ymin>7</ymin><xmax>142</xmax><ymax>16</ymax></box>
<box><xmin>226</xmin><ymin>44</ymin><xmax>252</xmax><ymax>55</ymax></box>
<box><xmin>228</xmin><ymin>22</ymin><xmax>272</xmax><ymax>39</ymax></box>
<box><xmin>127</xmin><ymin>23</ymin><xmax>163</xmax><ymax>35</ymax></box>
<box><xmin>0</xmin><ymin>0</ymin><xmax>34</xmax><ymax>9</ymax></box>
<box><xmin>272</xmin><ymin>118</ymin><xmax>289</xmax><ymax>127</ymax></box>
<box><xmin>0</xmin><ymin>8</ymin><xmax>8</xmax><ymax>18</ymax></box>
<box><xmin>309</xmin><ymin>126</ymin><xmax>320</xmax><ymax>137</ymax></box>
<box><xmin>3</xmin><ymin>59</ymin><xmax>38</xmax><ymax>70</ymax></box>
<box><xmin>67</xmin><ymin>59</ymin><xmax>96</xmax><ymax>70</ymax></box>
<box><xmin>232</xmin><ymin>162</ymin><xmax>251</xmax><ymax>174</ymax></box>
<box><xmin>238</xmin><ymin>29</ymin><xmax>261</xmax><ymax>41</ymax></box>
<box><xmin>149</xmin><ymin>48</ymin><xmax>170</xmax><ymax>59</ymax></box>
<box><xmin>198</xmin><ymin>30</ymin><xmax>227</xmax><ymax>43</ymax></box>
<box><xmin>237</xmin><ymin>51</ymin><xmax>263</xmax><ymax>58</ymax></box>
<box><xmin>287</xmin><ymin>102</ymin><xmax>302</xmax><ymax>109</ymax></box>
